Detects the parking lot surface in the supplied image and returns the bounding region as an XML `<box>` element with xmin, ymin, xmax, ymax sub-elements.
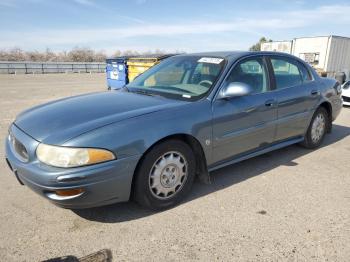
<box><xmin>0</xmin><ymin>74</ymin><xmax>349</xmax><ymax>261</ymax></box>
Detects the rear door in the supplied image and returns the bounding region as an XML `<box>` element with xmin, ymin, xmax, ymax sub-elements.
<box><xmin>268</xmin><ymin>56</ymin><xmax>320</xmax><ymax>141</ymax></box>
<box><xmin>211</xmin><ymin>56</ymin><xmax>277</xmax><ymax>164</ymax></box>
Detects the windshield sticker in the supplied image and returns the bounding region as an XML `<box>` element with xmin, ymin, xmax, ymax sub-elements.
<box><xmin>182</xmin><ymin>94</ymin><xmax>191</xmax><ymax>98</ymax></box>
<box><xmin>198</xmin><ymin>57</ymin><xmax>224</xmax><ymax>64</ymax></box>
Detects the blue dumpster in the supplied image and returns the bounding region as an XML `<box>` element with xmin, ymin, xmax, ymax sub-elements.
<box><xmin>106</xmin><ymin>57</ymin><xmax>129</xmax><ymax>90</ymax></box>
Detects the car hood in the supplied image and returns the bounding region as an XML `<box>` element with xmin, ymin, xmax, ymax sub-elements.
<box><xmin>342</xmin><ymin>87</ymin><xmax>350</xmax><ymax>96</ymax></box>
<box><xmin>15</xmin><ymin>91</ymin><xmax>188</xmax><ymax>144</ymax></box>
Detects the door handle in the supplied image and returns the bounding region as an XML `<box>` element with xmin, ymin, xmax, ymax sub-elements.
<box><xmin>265</xmin><ymin>99</ymin><xmax>276</xmax><ymax>107</ymax></box>
<box><xmin>311</xmin><ymin>90</ymin><xmax>319</xmax><ymax>96</ymax></box>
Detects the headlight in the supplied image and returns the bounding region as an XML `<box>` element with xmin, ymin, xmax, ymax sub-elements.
<box><xmin>36</xmin><ymin>144</ymin><xmax>115</xmax><ymax>168</ymax></box>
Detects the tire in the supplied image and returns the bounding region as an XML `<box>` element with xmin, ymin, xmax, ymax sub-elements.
<box><xmin>133</xmin><ymin>139</ymin><xmax>196</xmax><ymax>210</ymax></box>
<box><xmin>300</xmin><ymin>107</ymin><xmax>329</xmax><ymax>149</ymax></box>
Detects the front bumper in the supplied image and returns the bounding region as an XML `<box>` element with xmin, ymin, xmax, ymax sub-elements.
<box><xmin>5</xmin><ymin>124</ymin><xmax>141</xmax><ymax>209</ymax></box>
<box><xmin>342</xmin><ymin>94</ymin><xmax>350</xmax><ymax>106</ymax></box>
<box><xmin>342</xmin><ymin>88</ymin><xmax>350</xmax><ymax>106</ymax></box>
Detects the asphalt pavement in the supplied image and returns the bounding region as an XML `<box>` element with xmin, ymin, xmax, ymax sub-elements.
<box><xmin>0</xmin><ymin>74</ymin><xmax>349</xmax><ymax>261</ymax></box>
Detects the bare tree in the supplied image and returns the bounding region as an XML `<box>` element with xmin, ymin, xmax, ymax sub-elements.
<box><xmin>0</xmin><ymin>50</ymin><xmax>10</xmax><ymax>61</ymax></box>
<box><xmin>44</xmin><ymin>48</ymin><xmax>58</xmax><ymax>62</ymax></box>
<box><xmin>56</xmin><ymin>50</ymin><xmax>69</xmax><ymax>62</ymax></box>
<box><xmin>113</xmin><ymin>50</ymin><xmax>122</xmax><ymax>57</ymax></box>
<box><xmin>6</xmin><ymin>47</ymin><xmax>26</xmax><ymax>61</ymax></box>
<box><xmin>0</xmin><ymin>47</ymin><xmax>172</xmax><ymax>62</ymax></box>
<box><xmin>122</xmin><ymin>50</ymin><xmax>140</xmax><ymax>56</ymax></box>
<box><xmin>26</xmin><ymin>50</ymin><xmax>45</xmax><ymax>61</ymax></box>
<box><xmin>94</xmin><ymin>51</ymin><xmax>107</xmax><ymax>62</ymax></box>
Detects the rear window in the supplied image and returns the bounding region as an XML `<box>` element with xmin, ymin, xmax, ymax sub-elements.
<box><xmin>271</xmin><ymin>58</ymin><xmax>302</xmax><ymax>89</ymax></box>
<box><xmin>298</xmin><ymin>62</ymin><xmax>312</xmax><ymax>82</ymax></box>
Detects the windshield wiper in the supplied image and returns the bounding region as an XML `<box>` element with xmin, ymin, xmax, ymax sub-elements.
<box><xmin>162</xmin><ymin>86</ymin><xmax>194</xmax><ymax>94</ymax></box>
<box><xmin>131</xmin><ymin>89</ymin><xmax>158</xmax><ymax>97</ymax></box>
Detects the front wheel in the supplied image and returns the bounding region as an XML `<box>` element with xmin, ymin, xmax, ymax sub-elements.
<box><xmin>301</xmin><ymin>107</ymin><xmax>329</xmax><ymax>149</ymax></box>
<box><xmin>133</xmin><ymin>139</ymin><xmax>196</xmax><ymax>210</ymax></box>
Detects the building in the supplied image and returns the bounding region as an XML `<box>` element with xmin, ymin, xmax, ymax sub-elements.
<box><xmin>261</xmin><ymin>35</ymin><xmax>350</xmax><ymax>79</ymax></box>
<box><xmin>261</xmin><ymin>40</ymin><xmax>293</xmax><ymax>54</ymax></box>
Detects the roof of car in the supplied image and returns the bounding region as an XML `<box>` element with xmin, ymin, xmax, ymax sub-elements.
<box><xmin>179</xmin><ymin>51</ymin><xmax>249</xmax><ymax>58</ymax></box>
<box><xmin>180</xmin><ymin>51</ymin><xmax>298</xmax><ymax>59</ymax></box>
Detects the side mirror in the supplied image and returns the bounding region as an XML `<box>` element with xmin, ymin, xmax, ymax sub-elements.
<box><xmin>218</xmin><ymin>82</ymin><xmax>253</xmax><ymax>99</ymax></box>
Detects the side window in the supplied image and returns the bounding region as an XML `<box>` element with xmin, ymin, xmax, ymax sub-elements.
<box><xmin>271</xmin><ymin>58</ymin><xmax>303</xmax><ymax>89</ymax></box>
<box><xmin>298</xmin><ymin>62</ymin><xmax>312</xmax><ymax>82</ymax></box>
<box><xmin>226</xmin><ymin>57</ymin><xmax>269</xmax><ymax>94</ymax></box>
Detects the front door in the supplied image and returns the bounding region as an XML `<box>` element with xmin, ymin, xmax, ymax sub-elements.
<box><xmin>211</xmin><ymin>56</ymin><xmax>277</xmax><ymax>164</ymax></box>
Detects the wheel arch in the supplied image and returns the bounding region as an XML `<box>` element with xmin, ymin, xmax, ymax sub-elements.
<box><xmin>130</xmin><ymin>133</ymin><xmax>210</xmax><ymax>199</ymax></box>
<box><xmin>318</xmin><ymin>101</ymin><xmax>332</xmax><ymax>133</ymax></box>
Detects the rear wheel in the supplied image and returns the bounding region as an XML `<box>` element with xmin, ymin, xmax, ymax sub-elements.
<box><xmin>301</xmin><ymin>107</ymin><xmax>329</xmax><ymax>149</ymax></box>
<box><xmin>133</xmin><ymin>139</ymin><xmax>196</xmax><ymax>210</ymax></box>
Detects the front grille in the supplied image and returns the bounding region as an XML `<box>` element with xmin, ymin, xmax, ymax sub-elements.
<box><xmin>342</xmin><ymin>96</ymin><xmax>350</xmax><ymax>103</ymax></box>
<box><xmin>9</xmin><ymin>133</ymin><xmax>29</xmax><ymax>162</ymax></box>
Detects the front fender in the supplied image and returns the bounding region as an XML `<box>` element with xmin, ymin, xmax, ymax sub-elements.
<box><xmin>63</xmin><ymin>99</ymin><xmax>213</xmax><ymax>164</ymax></box>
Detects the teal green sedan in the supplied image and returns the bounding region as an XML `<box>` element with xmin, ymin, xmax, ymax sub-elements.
<box><xmin>5</xmin><ymin>51</ymin><xmax>342</xmax><ymax>210</ymax></box>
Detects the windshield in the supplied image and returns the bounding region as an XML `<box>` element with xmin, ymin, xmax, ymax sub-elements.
<box><xmin>126</xmin><ymin>56</ymin><xmax>226</xmax><ymax>100</ymax></box>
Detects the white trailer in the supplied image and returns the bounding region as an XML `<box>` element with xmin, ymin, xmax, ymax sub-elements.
<box><xmin>261</xmin><ymin>41</ymin><xmax>293</xmax><ymax>54</ymax></box>
<box><xmin>292</xmin><ymin>36</ymin><xmax>350</xmax><ymax>78</ymax></box>
<box><xmin>261</xmin><ymin>35</ymin><xmax>350</xmax><ymax>79</ymax></box>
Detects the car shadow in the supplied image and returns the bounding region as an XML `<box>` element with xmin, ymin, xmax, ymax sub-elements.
<box><xmin>73</xmin><ymin>124</ymin><xmax>350</xmax><ymax>223</ymax></box>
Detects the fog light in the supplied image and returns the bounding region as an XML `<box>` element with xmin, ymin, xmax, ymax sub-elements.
<box><xmin>54</xmin><ymin>188</ymin><xmax>84</xmax><ymax>197</ymax></box>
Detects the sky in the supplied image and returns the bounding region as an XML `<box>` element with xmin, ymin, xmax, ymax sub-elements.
<box><xmin>0</xmin><ymin>0</ymin><xmax>350</xmax><ymax>55</ymax></box>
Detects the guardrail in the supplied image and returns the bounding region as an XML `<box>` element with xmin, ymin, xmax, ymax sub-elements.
<box><xmin>0</xmin><ymin>61</ymin><xmax>106</xmax><ymax>74</ymax></box>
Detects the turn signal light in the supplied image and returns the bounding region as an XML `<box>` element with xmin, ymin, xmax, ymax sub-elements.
<box><xmin>54</xmin><ymin>188</ymin><xmax>84</xmax><ymax>197</ymax></box>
